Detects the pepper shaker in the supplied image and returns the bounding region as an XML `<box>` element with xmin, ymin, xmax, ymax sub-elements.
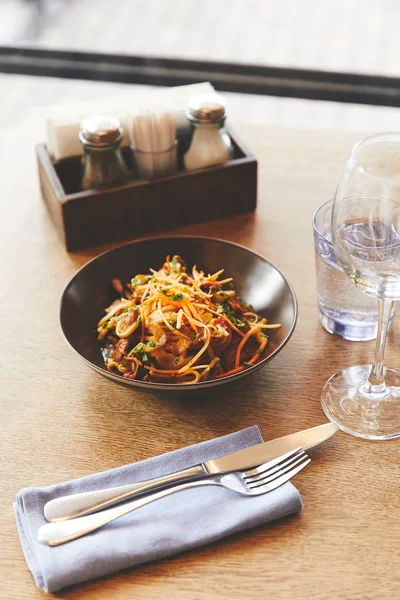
<box><xmin>79</xmin><ymin>115</ymin><xmax>130</xmax><ymax>190</ymax></box>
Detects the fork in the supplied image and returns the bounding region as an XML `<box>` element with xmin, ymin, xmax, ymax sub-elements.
<box><xmin>38</xmin><ymin>448</ymin><xmax>310</xmax><ymax>546</ymax></box>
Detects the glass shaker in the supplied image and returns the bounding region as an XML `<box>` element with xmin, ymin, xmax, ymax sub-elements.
<box><xmin>79</xmin><ymin>115</ymin><xmax>130</xmax><ymax>190</ymax></box>
<box><xmin>183</xmin><ymin>93</ymin><xmax>234</xmax><ymax>172</ymax></box>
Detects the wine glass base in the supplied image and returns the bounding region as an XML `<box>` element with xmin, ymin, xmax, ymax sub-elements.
<box><xmin>321</xmin><ymin>365</ymin><xmax>400</xmax><ymax>440</ymax></box>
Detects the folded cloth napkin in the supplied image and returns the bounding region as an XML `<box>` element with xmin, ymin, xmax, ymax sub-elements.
<box><xmin>14</xmin><ymin>426</ymin><xmax>302</xmax><ymax>593</ymax></box>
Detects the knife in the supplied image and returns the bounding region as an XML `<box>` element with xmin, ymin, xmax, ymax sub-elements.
<box><xmin>44</xmin><ymin>422</ymin><xmax>338</xmax><ymax>522</ymax></box>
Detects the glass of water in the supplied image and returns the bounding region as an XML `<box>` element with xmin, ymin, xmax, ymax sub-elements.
<box><xmin>321</xmin><ymin>132</ymin><xmax>400</xmax><ymax>440</ymax></box>
<box><xmin>313</xmin><ymin>200</ymin><xmax>396</xmax><ymax>341</ymax></box>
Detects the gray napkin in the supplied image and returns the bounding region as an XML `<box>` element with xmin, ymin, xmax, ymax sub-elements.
<box><xmin>14</xmin><ymin>426</ymin><xmax>302</xmax><ymax>593</ymax></box>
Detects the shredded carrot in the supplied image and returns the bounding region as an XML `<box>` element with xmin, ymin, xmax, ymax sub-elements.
<box><xmin>247</xmin><ymin>339</ymin><xmax>268</xmax><ymax>365</ymax></box>
<box><xmin>157</xmin><ymin>298</ymin><xmax>191</xmax><ymax>340</ymax></box>
<box><xmin>234</xmin><ymin>324</ymin><xmax>265</xmax><ymax>369</ymax></box>
<box><xmin>214</xmin><ymin>366</ymin><xmax>245</xmax><ymax>379</ymax></box>
<box><xmin>140</xmin><ymin>307</ymin><xmax>145</xmax><ymax>343</ymax></box>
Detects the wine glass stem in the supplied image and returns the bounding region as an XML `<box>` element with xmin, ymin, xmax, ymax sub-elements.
<box><xmin>363</xmin><ymin>299</ymin><xmax>394</xmax><ymax>396</ymax></box>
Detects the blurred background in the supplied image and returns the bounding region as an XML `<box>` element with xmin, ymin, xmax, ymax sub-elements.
<box><xmin>1</xmin><ymin>0</ymin><xmax>400</xmax><ymax>145</ymax></box>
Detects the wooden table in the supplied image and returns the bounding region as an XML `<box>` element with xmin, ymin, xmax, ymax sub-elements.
<box><xmin>1</xmin><ymin>123</ymin><xmax>399</xmax><ymax>600</ymax></box>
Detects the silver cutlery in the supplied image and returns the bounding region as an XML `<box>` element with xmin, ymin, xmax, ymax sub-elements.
<box><xmin>38</xmin><ymin>447</ymin><xmax>310</xmax><ymax>546</ymax></box>
<box><xmin>44</xmin><ymin>422</ymin><xmax>337</xmax><ymax>522</ymax></box>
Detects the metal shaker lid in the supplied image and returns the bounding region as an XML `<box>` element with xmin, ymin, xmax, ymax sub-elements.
<box><xmin>79</xmin><ymin>115</ymin><xmax>123</xmax><ymax>147</ymax></box>
<box><xmin>186</xmin><ymin>93</ymin><xmax>227</xmax><ymax>124</ymax></box>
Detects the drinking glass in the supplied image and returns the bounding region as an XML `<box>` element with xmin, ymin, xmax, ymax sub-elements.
<box><xmin>321</xmin><ymin>132</ymin><xmax>400</xmax><ymax>440</ymax></box>
<box><xmin>313</xmin><ymin>200</ymin><xmax>396</xmax><ymax>340</ymax></box>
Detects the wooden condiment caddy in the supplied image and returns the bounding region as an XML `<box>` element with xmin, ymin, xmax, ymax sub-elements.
<box><xmin>36</xmin><ymin>127</ymin><xmax>257</xmax><ymax>252</ymax></box>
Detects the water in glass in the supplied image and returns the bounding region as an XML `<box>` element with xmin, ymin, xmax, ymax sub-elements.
<box><xmin>313</xmin><ymin>200</ymin><xmax>395</xmax><ymax>341</ymax></box>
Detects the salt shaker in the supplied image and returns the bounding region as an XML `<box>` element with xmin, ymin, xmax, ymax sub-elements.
<box><xmin>183</xmin><ymin>93</ymin><xmax>233</xmax><ymax>172</ymax></box>
<box><xmin>79</xmin><ymin>115</ymin><xmax>130</xmax><ymax>190</ymax></box>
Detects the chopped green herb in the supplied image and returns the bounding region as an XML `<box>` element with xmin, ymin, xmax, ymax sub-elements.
<box><xmin>122</xmin><ymin>359</ymin><xmax>128</xmax><ymax>367</ymax></box>
<box><xmin>147</xmin><ymin>340</ymin><xmax>156</xmax><ymax>347</ymax></box>
<box><xmin>216</xmin><ymin>305</ymin><xmax>224</xmax><ymax>314</ymax></box>
<box><xmin>228</xmin><ymin>282</ymin><xmax>235</xmax><ymax>289</ymax></box>
<box><xmin>102</xmin><ymin>316</ymin><xmax>117</xmax><ymax>329</ymax></box>
<box><xmin>235</xmin><ymin>319</ymin><xmax>246</xmax><ymax>329</ymax></box>
<box><xmin>132</xmin><ymin>344</ymin><xmax>150</xmax><ymax>363</ymax></box>
<box><xmin>122</xmin><ymin>308</ymin><xmax>130</xmax><ymax>313</ymax></box>
<box><xmin>221</xmin><ymin>301</ymin><xmax>236</xmax><ymax>322</ymax></box>
<box><xmin>137</xmin><ymin>317</ymin><xmax>142</xmax><ymax>325</ymax></box>
<box><xmin>144</xmin><ymin>275</ymin><xmax>153</xmax><ymax>282</ymax></box>
<box><xmin>171</xmin><ymin>292</ymin><xmax>184</xmax><ymax>301</ymax></box>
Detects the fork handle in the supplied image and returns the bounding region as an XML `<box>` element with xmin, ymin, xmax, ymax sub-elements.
<box><xmin>44</xmin><ymin>464</ymin><xmax>206</xmax><ymax>522</ymax></box>
<box><xmin>38</xmin><ymin>480</ymin><xmax>212</xmax><ymax>546</ymax></box>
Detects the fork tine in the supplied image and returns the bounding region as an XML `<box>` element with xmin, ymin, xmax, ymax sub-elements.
<box><xmin>245</xmin><ymin>453</ymin><xmax>308</xmax><ymax>488</ymax></box>
<box><xmin>243</xmin><ymin>447</ymin><xmax>302</xmax><ymax>478</ymax></box>
<box><xmin>248</xmin><ymin>455</ymin><xmax>311</xmax><ymax>489</ymax></box>
<box><xmin>243</xmin><ymin>448</ymin><xmax>305</xmax><ymax>482</ymax></box>
<box><xmin>244</xmin><ymin>449</ymin><xmax>306</xmax><ymax>484</ymax></box>
<box><xmin>252</xmin><ymin>457</ymin><xmax>311</xmax><ymax>492</ymax></box>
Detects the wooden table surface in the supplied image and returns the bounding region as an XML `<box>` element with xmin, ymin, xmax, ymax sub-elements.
<box><xmin>1</xmin><ymin>122</ymin><xmax>399</xmax><ymax>600</ymax></box>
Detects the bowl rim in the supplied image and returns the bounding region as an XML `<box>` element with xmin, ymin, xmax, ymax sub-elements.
<box><xmin>59</xmin><ymin>234</ymin><xmax>298</xmax><ymax>391</ymax></box>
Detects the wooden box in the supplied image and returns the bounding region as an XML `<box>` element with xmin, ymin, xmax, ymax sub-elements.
<box><xmin>36</xmin><ymin>127</ymin><xmax>257</xmax><ymax>252</ymax></box>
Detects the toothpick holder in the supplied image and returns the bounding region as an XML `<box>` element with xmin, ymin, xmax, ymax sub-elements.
<box><xmin>134</xmin><ymin>142</ymin><xmax>178</xmax><ymax>180</ymax></box>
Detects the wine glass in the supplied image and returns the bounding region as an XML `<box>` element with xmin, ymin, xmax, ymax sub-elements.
<box><xmin>321</xmin><ymin>132</ymin><xmax>400</xmax><ymax>440</ymax></box>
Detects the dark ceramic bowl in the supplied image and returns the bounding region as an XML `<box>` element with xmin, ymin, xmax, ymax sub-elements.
<box><xmin>60</xmin><ymin>236</ymin><xmax>297</xmax><ymax>391</ymax></box>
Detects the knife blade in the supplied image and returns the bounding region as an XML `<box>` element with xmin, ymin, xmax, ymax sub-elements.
<box><xmin>203</xmin><ymin>422</ymin><xmax>338</xmax><ymax>473</ymax></box>
<box><xmin>44</xmin><ymin>422</ymin><xmax>338</xmax><ymax>522</ymax></box>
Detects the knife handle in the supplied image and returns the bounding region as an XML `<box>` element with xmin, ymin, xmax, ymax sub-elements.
<box><xmin>39</xmin><ymin>479</ymin><xmax>211</xmax><ymax>546</ymax></box>
<box><xmin>44</xmin><ymin>464</ymin><xmax>206</xmax><ymax>522</ymax></box>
